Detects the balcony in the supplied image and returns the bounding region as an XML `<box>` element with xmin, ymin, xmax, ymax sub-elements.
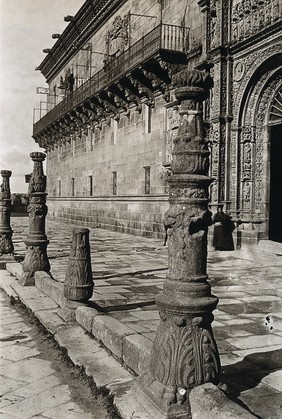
<box><xmin>33</xmin><ymin>23</ymin><xmax>189</xmax><ymax>137</ymax></box>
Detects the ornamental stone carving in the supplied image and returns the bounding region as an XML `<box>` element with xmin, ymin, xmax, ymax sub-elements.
<box><xmin>231</xmin><ymin>0</ymin><xmax>281</xmax><ymax>43</ymax></box>
<box><xmin>64</xmin><ymin>228</ymin><xmax>94</xmax><ymax>302</ymax></box>
<box><xmin>19</xmin><ymin>152</ymin><xmax>50</xmax><ymax>285</ymax></box>
<box><xmin>136</xmin><ymin>67</ymin><xmax>220</xmax><ymax>417</ymax></box>
<box><xmin>0</xmin><ymin>170</ymin><xmax>14</xmax><ymax>259</ymax></box>
<box><xmin>105</xmin><ymin>13</ymin><xmax>129</xmax><ymax>58</ymax></box>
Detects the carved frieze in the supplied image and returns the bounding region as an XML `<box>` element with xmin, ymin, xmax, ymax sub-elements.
<box><xmin>231</xmin><ymin>0</ymin><xmax>281</xmax><ymax>43</ymax></box>
<box><xmin>219</xmin><ymin>123</ymin><xmax>226</xmax><ymax>202</ymax></box>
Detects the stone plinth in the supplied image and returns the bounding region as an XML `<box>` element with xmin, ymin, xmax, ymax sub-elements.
<box><xmin>0</xmin><ymin>170</ymin><xmax>15</xmax><ymax>268</ymax></box>
<box><xmin>136</xmin><ymin>67</ymin><xmax>220</xmax><ymax>418</ymax></box>
<box><xmin>19</xmin><ymin>152</ymin><xmax>50</xmax><ymax>285</ymax></box>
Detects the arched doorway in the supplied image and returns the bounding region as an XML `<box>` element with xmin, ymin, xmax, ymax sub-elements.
<box><xmin>233</xmin><ymin>54</ymin><xmax>282</xmax><ymax>243</ymax></box>
<box><xmin>269</xmin><ymin>88</ymin><xmax>282</xmax><ymax>242</ymax></box>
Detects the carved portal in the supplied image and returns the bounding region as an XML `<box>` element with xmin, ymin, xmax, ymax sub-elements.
<box><xmin>20</xmin><ymin>152</ymin><xmax>50</xmax><ymax>285</ymax></box>
<box><xmin>235</xmin><ymin>56</ymin><xmax>282</xmax><ymax>221</ymax></box>
<box><xmin>64</xmin><ymin>228</ymin><xmax>94</xmax><ymax>302</ymax></box>
<box><xmin>137</xmin><ymin>68</ymin><xmax>220</xmax><ymax>417</ymax></box>
<box><xmin>0</xmin><ymin>170</ymin><xmax>14</xmax><ymax>256</ymax></box>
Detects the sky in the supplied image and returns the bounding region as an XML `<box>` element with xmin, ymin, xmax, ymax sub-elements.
<box><xmin>0</xmin><ymin>0</ymin><xmax>84</xmax><ymax>193</ymax></box>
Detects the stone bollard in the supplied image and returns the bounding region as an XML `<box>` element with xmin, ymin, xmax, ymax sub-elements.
<box><xmin>64</xmin><ymin>228</ymin><xmax>94</xmax><ymax>302</ymax></box>
<box><xmin>0</xmin><ymin>170</ymin><xmax>15</xmax><ymax>268</ymax></box>
<box><xmin>19</xmin><ymin>152</ymin><xmax>50</xmax><ymax>285</ymax></box>
<box><xmin>136</xmin><ymin>67</ymin><xmax>220</xmax><ymax>418</ymax></box>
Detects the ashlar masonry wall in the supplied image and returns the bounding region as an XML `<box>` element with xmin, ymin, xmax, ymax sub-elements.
<box><xmin>45</xmin><ymin>0</ymin><xmax>203</xmax><ymax>238</ymax></box>
<box><xmin>46</xmin><ymin>95</ymin><xmax>169</xmax><ymax>238</ymax></box>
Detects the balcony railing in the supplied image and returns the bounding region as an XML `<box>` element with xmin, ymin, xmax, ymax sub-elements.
<box><xmin>33</xmin><ymin>23</ymin><xmax>189</xmax><ymax>136</ymax></box>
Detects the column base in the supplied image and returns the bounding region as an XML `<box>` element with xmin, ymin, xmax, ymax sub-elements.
<box><xmin>134</xmin><ymin>312</ymin><xmax>220</xmax><ymax>418</ymax></box>
<box><xmin>0</xmin><ymin>254</ymin><xmax>16</xmax><ymax>270</ymax></box>
<box><xmin>0</xmin><ymin>234</ymin><xmax>14</xmax><ymax>256</ymax></box>
<box><xmin>133</xmin><ymin>374</ymin><xmax>191</xmax><ymax>419</ymax></box>
<box><xmin>21</xmin><ymin>243</ymin><xmax>50</xmax><ymax>284</ymax></box>
<box><xmin>18</xmin><ymin>271</ymin><xmax>36</xmax><ymax>286</ymax></box>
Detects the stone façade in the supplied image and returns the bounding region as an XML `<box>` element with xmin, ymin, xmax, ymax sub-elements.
<box><xmin>33</xmin><ymin>0</ymin><xmax>282</xmax><ymax>245</ymax></box>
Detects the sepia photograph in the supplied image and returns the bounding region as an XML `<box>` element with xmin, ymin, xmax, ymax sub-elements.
<box><xmin>0</xmin><ymin>1</ymin><xmax>282</xmax><ymax>418</ymax></box>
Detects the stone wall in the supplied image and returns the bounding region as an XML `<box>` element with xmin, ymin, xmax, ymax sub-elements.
<box><xmin>38</xmin><ymin>0</ymin><xmax>282</xmax><ymax>243</ymax></box>
<box><xmin>47</xmin><ymin>196</ymin><xmax>168</xmax><ymax>239</ymax></box>
<box><xmin>46</xmin><ymin>95</ymin><xmax>168</xmax><ymax>197</ymax></box>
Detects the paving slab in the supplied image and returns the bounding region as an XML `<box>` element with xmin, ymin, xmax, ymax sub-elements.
<box><xmin>0</xmin><ymin>384</ymin><xmax>71</xmax><ymax>419</ymax></box>
<box><xmin>3</xmin><ymin>216</ymin><xmax>282</xmax><ymax>418</ymax></box>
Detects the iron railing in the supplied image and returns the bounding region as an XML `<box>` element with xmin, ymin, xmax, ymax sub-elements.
<box><xmin>33</xmin><ymin>23</ymin><xmax>189</xmax><ymax>135</ymax></box>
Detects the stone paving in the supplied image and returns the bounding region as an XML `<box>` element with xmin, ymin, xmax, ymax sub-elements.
<box><xmin>5</xmin><ymin>216</ymin><xmax>282</xmax><ymax>418</ymax></box>
<box><xmin>0</xmin><ymin>288</ymin><xmax>118</xmax><ymax>419</ymax></box>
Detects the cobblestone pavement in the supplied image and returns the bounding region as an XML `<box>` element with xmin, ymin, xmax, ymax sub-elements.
<box><xmin>0</xmin><ymin>288</ymin><xmax>119</xmax><ymax>419</ymax></box>
<box><xmin>8</xmin><ymin>216</ymin><xmax>282</xmax><ymax>418</ymax></box>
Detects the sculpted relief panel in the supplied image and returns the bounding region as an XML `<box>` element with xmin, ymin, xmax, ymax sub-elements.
<box><xmin>231</xmin><ymin>0</ymin><xmax>281</xmax><ymax>44</ymax></box>
<box><xmin>105</xmin><ymin>13</ymin><xmax>129</xmax><ymax>58</ymax></box>
<box><xmin>233</xmin><ymin>43</ymin><xmax>282</xmax><ymax>121</ymax></box>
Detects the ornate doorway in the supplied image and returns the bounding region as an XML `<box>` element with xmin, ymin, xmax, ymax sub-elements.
<box><xmin>269</xmin><ymin>88</ymin><xmax>282</xmax><ymax>241</ymax></box>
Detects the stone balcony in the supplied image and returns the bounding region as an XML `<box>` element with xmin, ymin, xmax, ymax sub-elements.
<box><xmin>33</xmin><ymin>23</ymin><xmax>190</xmax><ymax>150</ymax></box>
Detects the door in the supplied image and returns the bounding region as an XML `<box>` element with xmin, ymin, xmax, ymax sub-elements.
<box><xmin>269</xmin><ymin>124</ymin><xmax>282</xmax><ymax>242</ymax></box>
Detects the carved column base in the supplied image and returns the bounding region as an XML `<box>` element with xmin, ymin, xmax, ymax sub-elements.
<box><xmin>135</xmin><ymin>313</ymin><xmax>220</xmax><ymax>418</ymax></box>
<box><xmin>19</xmin><ymin>242</ymin><xmax>50</xmax><ymax>286</ymax></box>
<box><xmin>0</xmin><ymin>232</ymin><xmax>14</xmax><ymax>255</ymax></box>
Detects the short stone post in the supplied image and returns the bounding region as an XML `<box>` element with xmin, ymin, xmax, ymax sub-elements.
<box><xmin>0</xmin><ymin>170</ymin><xmax>15</xmax><ymax>268</ymax></box>
<box><xmin>64</xmin><ymin>228</ymin><xmax>94</xmax><ymax>302</ymax></box>
<box><xmin>137</xmin><ymin>68</ymin><xmax>220</xmax><ymax>418</ymax></box>
<box><xmin>19</xmin><ymin>152</ymin><xmax>50</xmax><ymax>285</ymax></box>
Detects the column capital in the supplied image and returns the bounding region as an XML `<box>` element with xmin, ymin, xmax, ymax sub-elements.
<box><xmin>30</xmin><ymin>151</ymin><xmax>46</xmax><ymax>162</ymax></box>
<box><xmin>0</xmin><ymin>170</ymin><xmax>12</xmax><ymax>178</ymax></box>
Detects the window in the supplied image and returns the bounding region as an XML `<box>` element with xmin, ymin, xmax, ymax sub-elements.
<box><xmin>144</xmin><ymin>166</ymin><xmax>150</xmax><ymax>195</ymax></box>
<box><xmin>58</xmin><ymin>180</ymin><xmax>61</xmax><ymax>197</ymax></box>
<box><xmin>71</xmin><ymin>178</ymin><xmax>75</xmax><ymax>196</ymax></box>
<box><xmin>112</xmin><ymin>171</ymin><xmax>117</xmax><ymax>195</ymax></box>
<box><xmin>89</xmin><ymin>175</ymin><xmax>93</xmax><ymax>196</ymax></box>
<box><xmin>144</xmin><ymin>104</ymin><xmax>152</xmax><ymax>134</ymax></box>
<box><xmin>111</xmin><ymin>119</ymin><xmax>118</xmax><ymax>144</ymax></box>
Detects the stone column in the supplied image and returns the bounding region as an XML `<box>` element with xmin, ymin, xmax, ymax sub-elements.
<box><xmin>0</xmin><ymin>170</ymin><xmax>15</xmax><ymax>267</ymax></box>
<box><xmin>64</xmin><ymin>228</ymin><xmax>94</xmax><ymax>302</ymax></box>
<box><xmin>19</xmin><ymin>152</ymin><xmax>50</xmax><ymax>285</ymax></box>
<box><xmin>138</xmin><ymin>68</ymin><xmax>220</xmax><ymax>418</ymax></box>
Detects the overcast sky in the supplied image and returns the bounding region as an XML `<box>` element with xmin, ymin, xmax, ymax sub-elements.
<box><xmin>0</xmin><ymin>0</ymin><xmax>84</xmax><ymax>193</ymax></box>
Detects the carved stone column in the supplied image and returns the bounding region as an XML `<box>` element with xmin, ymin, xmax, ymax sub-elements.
<box><xmin>19</xmin><ymin>152</ymin><xmax>50</xmax><ymax>285</ymax></box>
<box><xmin>137</xmin><ymin>68</ymin><xmax>220</xmax><ymax>418</ymax></box>
<box><xmin>64</xmin><ymin>228</ymin><xmax>94</xmax><ymax>302</ymax></box>
<box><xmin>0</xmin><ymin>170</ymin><xmax>15</xmax><ymax>267</ymax></box>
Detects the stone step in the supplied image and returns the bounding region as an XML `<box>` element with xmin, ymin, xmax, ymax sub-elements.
<box><xmin>257</xmin><ymin>239</ymin><xmax>282</xmax><ymax>255</ymax></box>
<box><xmin>0</xmin><ymin>268</ymin><xmax>258</xmax><ymax>418</ymax></box>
